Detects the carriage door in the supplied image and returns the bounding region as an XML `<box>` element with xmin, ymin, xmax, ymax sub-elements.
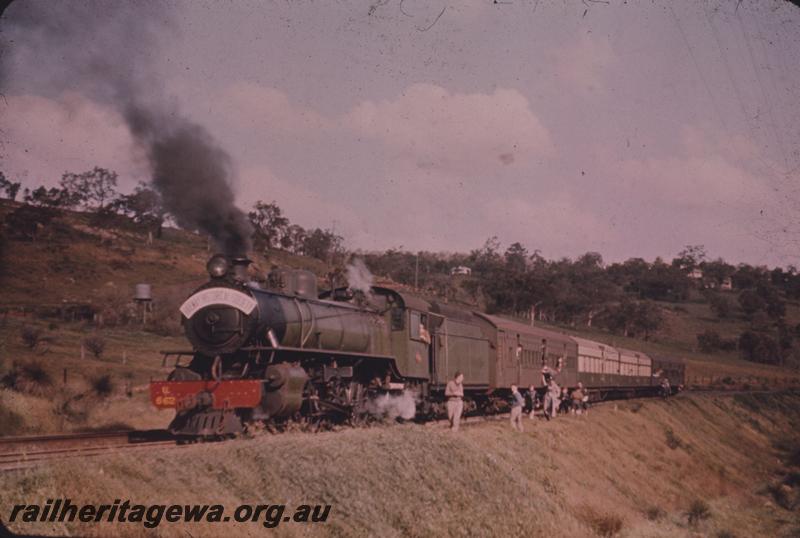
<box><xmin>428</xmin><ymin>313</ymin><xmax>446</xmax><ymax>385</ymax></box>
<box><xmin>497</xmin><ymin>330</ymin><xmax>513</xmax><ymax>386</ymax></box>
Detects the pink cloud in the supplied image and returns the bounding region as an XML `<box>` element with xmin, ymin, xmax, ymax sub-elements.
<box><xmin>0</xmin><ymin>93</ymin><xmax>145</xmax><ymax>186</ymax></box>
<box><xmin>219</xmin><ymin>82</ymin><xmax>332</xmax><ymax>135</ymax></box>
<box><xmin>347</xmin><ymin>83</ymin><xmax>553</xmax><ymax>175</ymax></box>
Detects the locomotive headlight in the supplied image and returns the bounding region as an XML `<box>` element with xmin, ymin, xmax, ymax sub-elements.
<box><xmin>206</xmin><ymin>255</ymin><xmax>230</xmax><ymax>278</ymax></box>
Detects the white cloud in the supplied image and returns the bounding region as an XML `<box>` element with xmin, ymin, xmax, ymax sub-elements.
<box><xmin>614</xmin><ymin>126</ymin><xmax>772</xmax><ymax>211</ymax></box>
<box><xmin>0</xmin><ymin>93</ymin><xmax>145</xmax><ymax>186</ymax></box>
<box><xmin>347</xmin><ymin>83</ymin><xmax>553</xmax><ymax>175</ymax></box>
<box><xmin>480</xmin><ymin>192</ymin><xmax>618</xmax><ymax>257</ymax></box>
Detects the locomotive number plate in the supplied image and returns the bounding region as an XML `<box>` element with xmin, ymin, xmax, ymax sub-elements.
<box><xmin>179</xmin><ymin>288</ymin><xmax>257</xmax><ymax>318</ymax></box>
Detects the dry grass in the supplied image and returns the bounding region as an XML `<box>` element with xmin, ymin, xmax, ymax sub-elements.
<box><xmin>0</xmin><ymin>315</ymin><xmax>184</xmax><ymax>436</ymax></box>
<box><xmin>577</xmin><ymin>505</ymin><xmax>625</xmax><ymax>536</ymax></box>
<box><xmin>2</xmin><ymin>391</ymin><xmax>800</xmax><ymax>537</ymax></box>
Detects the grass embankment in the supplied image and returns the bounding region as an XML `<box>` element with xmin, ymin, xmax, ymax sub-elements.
<box><xmin>0</xmin><ymin>315</ymin><xmax>178</xmax><ymax>435</ymax></box>
<box><xmin>2</xmin><ymin>391</ymin><xmax>799</xmax><ymax>537</ymax></box>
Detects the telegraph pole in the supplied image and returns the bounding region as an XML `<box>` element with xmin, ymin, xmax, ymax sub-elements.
<box><xmin>414</xmin><ymin>252</ymin><xmax>419</xmax><ymax>290</ymax></box>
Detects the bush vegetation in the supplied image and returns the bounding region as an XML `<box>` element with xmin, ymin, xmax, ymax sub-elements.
<box><xmin>686</xmin><ymin>499</ymin><xmax>711</xmax><ymax>527</ymax></box>
<box><xmin>89</xmin><ymin>374</ymin><xmax>115</xmax><ymax>398</ymax></box>
<box><xmin>83</xmin><ymin>335</ymin><xmax>106</xmax><ymax>358</ymax></box>
<box><xmin>3</xmin><ymin>167</ymin><xmax>800</xmax><ymax>367</ymax></box>
<box><xmin>1</xmin><ymin>360</ymin><xmax>53</xmax><ymax>396</ymax></box>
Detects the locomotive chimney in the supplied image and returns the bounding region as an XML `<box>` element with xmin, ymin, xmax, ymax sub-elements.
<box><xmin>231</xmin><ymin>257</ymin><xmax>252</xmax><ymax>282</ymax></box>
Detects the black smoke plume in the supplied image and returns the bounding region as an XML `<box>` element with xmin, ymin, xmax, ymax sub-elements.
<box><xmin>0</xmin><ymin>1</ymin><xmax>251</xmax><ymax>255</ymax></box>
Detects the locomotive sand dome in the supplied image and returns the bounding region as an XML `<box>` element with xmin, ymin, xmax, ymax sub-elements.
<box><xmin>151</xmin><ymin>255</ymin><xmax>685</xmax><ymax>437</ymax></box>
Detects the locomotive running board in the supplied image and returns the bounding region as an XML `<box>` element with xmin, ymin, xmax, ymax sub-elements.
<box><xmin>160</xmin><ymin>347</ymin><xmax>398</xmax><ymax>362</ymax></box>
<box><xmin>240</xmin><ymin>346</ymin><xmax>397</xmax><ymax>362</ymax></box>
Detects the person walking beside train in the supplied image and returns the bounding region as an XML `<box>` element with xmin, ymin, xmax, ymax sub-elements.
<box><xmin>510</xmin><ymin>384</ymin><xmax>525</xmax><ymax>432</ymax></box>
<box><xmin>543</xmin><ymin>378</ymin><xmax>560</xmax><ymax>420</ymax></box>
<box><xmin>660</xmin><ymin>377</ymin><xmax>671</xmax><ymax>400</ymax></box>
<box><xmin>445</xmin><ymin>371</ymin><xmax>465</xmax><ymax>432</ymax></box>
<box><xmin>558</xmin><ymin>386</ymin><xmax>571</xmax><ymax>415</ymax></box>
<box><xmin>527</xmin><ymin>384</ymin><xmax>538</xmax><ymax>419</ymax></box>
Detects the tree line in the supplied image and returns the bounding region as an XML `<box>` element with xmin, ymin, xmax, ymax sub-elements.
<box><xmin>0</xmin><ymin>168</ymin><xmax>345</xmax><ymax>264</ymax></box>
<box><xmin>2</xmin><ymin>170</ymin><xmax>798</xmax><ymax>367</ymax></box>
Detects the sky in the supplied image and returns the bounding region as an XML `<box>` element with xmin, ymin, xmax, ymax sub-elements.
<box><xmin>1</xmin><ymin>0</ymin><xmax>799</xmax><ymax>267</ymax></box>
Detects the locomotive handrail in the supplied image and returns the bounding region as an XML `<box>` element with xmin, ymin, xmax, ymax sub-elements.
<box><xmin>292</xmin><ymin>297</ymin><xmax>306</xmax><ymax>348</ymax></box>
<box><xmin>158</xmin><ymin>347</ymin><xmax>399</xmax><ymax>362</ymax></box>
<box><xmin>238</xmin><ymin>345</ymin><xmax>397</xmax><ymax>361</ymax></box>
<box><xmin>301</xmin><ymin>299</ymin><xmax>316</xmax><ymax>348</ymax></box>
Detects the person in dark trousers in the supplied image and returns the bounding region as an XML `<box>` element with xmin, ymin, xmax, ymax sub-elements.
<box><xmin>526</xmin><ymin>384</ymin><xmax>538</xmax><ymax>419</ymax></box>
<box><xmin>660</xmin><ymin>377</ymin><xmax>671</xmax><ymax>399</ymax></box>
<box><xmin>558</xmin><ymin>386</ymin><xmax>571</xmax><ymax>415</ymax></box>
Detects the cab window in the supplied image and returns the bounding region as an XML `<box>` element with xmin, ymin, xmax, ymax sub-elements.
<box><xmin>409</xmin><ymin>311</ymin><xmax>432</xmax><ymax>343</ymax></box>
<box><xmin>391</xmin><ymin>307</ymin><xmax>404</xmax><ymax>331</ymax></box>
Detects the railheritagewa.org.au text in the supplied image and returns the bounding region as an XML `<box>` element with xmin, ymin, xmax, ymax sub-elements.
<box><xmin>7</xmin><ymin>499</ymin><xmax>331</xmax><ymax>529</ymax></box>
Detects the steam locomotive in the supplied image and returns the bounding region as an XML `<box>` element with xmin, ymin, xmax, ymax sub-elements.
<box><xmin>150</xmin><ymin>255</ymin><xmax>685</xmax><ymax>437</ymax></box>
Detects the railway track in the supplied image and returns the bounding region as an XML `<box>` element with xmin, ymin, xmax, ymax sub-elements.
<box><xmin>0</xmin><ymin>430</ymin><xmax>177</xmax><ymax>472</ymax></box>
<box><xmin>1</xmin><ymin>390</ymin><xmax>761</xmax><ymax>471</ymax></box>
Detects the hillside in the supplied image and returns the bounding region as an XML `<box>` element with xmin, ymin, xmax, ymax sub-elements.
<box><xmin>0</xmin><ymin>200</ymin><xmax>334</xmax><ymax>435</ymax></box>
<box><xmin>3</xmin><ymin>391</ymin><xmax>799</xmax><ymax>537</ymax></box>
<box><xmin>1</xmin><ymin>199</ymin><xmax>799</xmax><ymax>437</ymax></box>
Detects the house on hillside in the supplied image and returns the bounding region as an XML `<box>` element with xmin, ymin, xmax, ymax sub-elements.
<box><xmin>450</xmin><ymin>266</ymin><xmax>472</xmax><ymax>276</ymax></box>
